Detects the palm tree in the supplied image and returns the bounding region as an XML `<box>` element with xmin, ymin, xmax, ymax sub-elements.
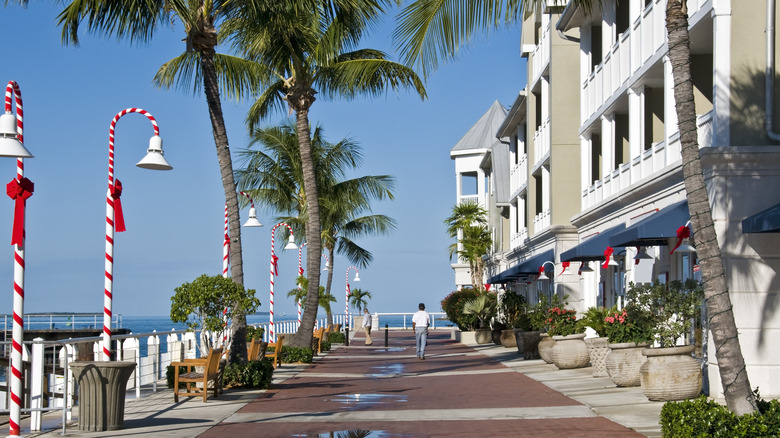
<box><xmin>445</xmin><ymin>202</ymin><xmax>491</xmax><ymax>290</ymax></box>
<box><xmin>395</xmin><ymin>0</ymin><xmax>756</xmax><ymax>414</ymax></box>
<box><xmin>54</xmin><ymin>0</ymin><xmax>274</xmax><ymax>363</ymax></box>
<box><xmin>348</xmin><ymin>288</ymin><xmax>372</xmax><ymax>313</ymax></box>
<box><xmin>235</xmin><ymin>117</ymin><xmax>401</xmax><ymax>347</ymax></box>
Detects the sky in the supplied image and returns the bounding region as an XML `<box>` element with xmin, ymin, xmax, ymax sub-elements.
<box><xmin>0</xmin><ymin>3</ymin><xmax>527</xmax><ymax>318</ymax></box>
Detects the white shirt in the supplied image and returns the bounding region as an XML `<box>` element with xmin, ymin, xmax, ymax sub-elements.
<box><xmin>362</xmin><ymin>313</ymin><xmax>372</xmax><ymax>327</ymax></box>
<box><xmin>412</xmin><ymin>310</ymin><xmax>430</xmax><ymax>328</ymax></box>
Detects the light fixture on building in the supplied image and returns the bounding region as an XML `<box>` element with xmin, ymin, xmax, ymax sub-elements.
<box><xmin>537</xmin><ymin>261</ymin><xmax>555</xmax><ymax>281</ymax></box>
<box><xmin>635</xmin><ymin>247</ymin><xmax>653</xmax><ymax>260</ymax></box>
<box><xmin>579</xmin><ymin>262</ymin><xmax>594</xmax><ymax>273</ymax></box>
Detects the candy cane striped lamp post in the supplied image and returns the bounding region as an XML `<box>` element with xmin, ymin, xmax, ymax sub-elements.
<box><xmin>345</xmin><ymin>267</ymin><xmax>360</xmax><ymax>328</ymax></box>
<box><xmin>296</xmin><ymin>242</ymin><xmax>306</xmax><ymax>325</ymax></box>
<box><xmin>1</xmin><ymin>80</ymin><xmax>34</xmax><ymax>437</ymax></box>
<box><xmin>269</xmin><ymin>223</ymin><xmax>296</xmax><ymax>342</ymax></box>
<box><xmin>103</xmin><ymin>108</ymin><xmax>172</xmax><ymax>361</ymax></box>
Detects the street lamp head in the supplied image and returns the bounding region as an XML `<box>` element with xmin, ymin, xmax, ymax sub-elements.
<box><xmin>136</xmin><ymin>135</ymin><xmax>172</xmax><ymax>170</ymax></box>
<box><xmin>284</xmin><ymin>234</ymin><xmax>297</xmax><ymax>250</ymax></box>
<box><xmin>243</xmin><ymin>206</ymin><xmax>263</xmax><ymax>227</ymax></box>
<box><xmin>353</xmin><ymin>271</ymin><xmax>361</xmax><ymax>282</ymax></box>
<box><xmin>0</xmin><ymin>113</ymin><xmax>33</xmax><ymax>158</ymax></box>
<box><xmin>323</xmin><ymin>262</ymin><xmax>330</xmax><ymax>272</ymax></box>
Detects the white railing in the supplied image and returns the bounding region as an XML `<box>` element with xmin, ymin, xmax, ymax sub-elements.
<box><xmin>511</xmin><ymin>227</ymin><xmax>528</xmax><ymax>251</ymax></box>
<box><xmin>510</xmin><ymin>154</ymin><xmax>528</xmax><ymax>196</ymax></box>
<box><xmin>533</xmin><ymin>209</ymin><xmax>551</xmax><ymax>233</ymax></box>
<box><xmin>581</xmin><ymin>110</ymin><xmax>712</xmax><ymax>210</ymax></box>
<box><xmin>0</xmin><ymin>313</ymin><xmax>122</xmax><ymax>332</ymax></box>
<box><xmin>533</xmin><ymin>118</ymin><xmax>551</xmax><ymax>167</ymax></box>
<box><xmin>531</xmin><ymin>22</ymin><xmax>551</xmax><ymax>86</ymax></box>
<box><xmin>372</xmin><ymin>313</ymin><xmax>448</xmax><ymax>330</ymax></box>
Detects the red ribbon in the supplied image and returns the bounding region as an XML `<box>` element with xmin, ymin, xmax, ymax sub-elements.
<box><xmin>602</xmin><ymin>247</ymin><xmax>614</xmax><ymax>269</ymax></box>
<box><xmin>111</xmin><ymin>180</ymin><xmax>126</xmax><ymax>233</ymax></box>
<box><xmin>223</xmin><ymin>233</ymin><xmax>230</xmax><ymax>264</ymax></box>
<box><xmin>299</xmin><ymin>266</ymin><xmax>304</xmax><ymax>276</ymax></box>
<box><xmin>670</xmin><ymin>225</ymin><xmax>691</xmax><ymax>254</ymax></box>
<box><xmin>271</xmin><ymin>254</ymin><xmax>279</xmax><ymax>276</ymax></box>
<box><xmin>485</xmin><ymin>284</ymin><xmax>491</xmax><ymax>291</ymax></box>
<box><xmin>6</xmin><ymin>177</ymin><xmax>33</xmax><ymax>246</ymax></box>
<box><xmin>578</xmin><ymin>262</ymin><xmax>585</xmax><ymax>275</ymax></box>
<box><xmin>560</xmin><ymin>261</ymin><xmax>570</xmax><ymax>276</ymax></box>
<box><xmin>635</xmin><ymin>246</ymin><xmax>641</xmax><ymax>265</ymax></box>
<box><xmin>538</xmin><ymin>265</ymin><xmax>545</xmax><ymax>277</ymax></box>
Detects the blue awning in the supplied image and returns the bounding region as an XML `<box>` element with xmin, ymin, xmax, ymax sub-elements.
<box><xmin>487</xmin><ymin>249</ymin><xmax>554</xmax><ymax>284</ymax></box>
<box><xmin>560</xmin><ymin>224</ymin><xmax>626</xmax><ymax>262</ymax></box>
<box><xmin>742</xmin><ymin>203</ymin><xmax>780</xmax><ymax>233</ymax></box>
<box><xmin>609</xmin><ymin>201</ymin><xmax>689</xmax><ymax>247</ymax></box>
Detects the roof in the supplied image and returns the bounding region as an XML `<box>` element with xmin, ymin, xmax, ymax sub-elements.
<box><xmin>496</xmin><ymin>91</ymin><xmax>527</xmax><ymax>138</ymax></box>
<box><xmin>450</xmin><ymin>100</ymin><xmax>509</xmax><ymax>155</ymax></box>
<box><xmin>743</xmin><ymin>202</ymin><xmax>780</xmax><ymax>233</ymax></box>
<box><xmin>609</xmin><ymin>201</ymin><xmax>690</xmax><ymax>247</ymax></box>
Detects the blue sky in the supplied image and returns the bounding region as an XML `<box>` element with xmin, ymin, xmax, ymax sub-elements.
<box><xmin>1</xmin><ymin>4</ymin><xmax>526</xmax><ymax>317</ymax></box>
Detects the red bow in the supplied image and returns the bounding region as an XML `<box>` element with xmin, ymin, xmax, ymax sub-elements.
<box><xmin>560</xmin><ymin>261</ymin><xmax>570</xmax><ymax>275</ymax></box>
<box><xmin>578</xmin><ymin>262</ymin><xmax>585</xmax><ymax>275</ymax></box>
<box><xmin>6</xmin><ymin>177</ymin><xmax>33</xmax><ymax>246</ymax></box>
<box><xmin>111</xmin><ymin>180</ymin><xmax>126</xmax><ymax>232</ymax></box>
<box><xmin>670</xmin><ymin>225</ymin><xmax>691</xmax><ymax>254</ymax></box>
<box><xmin>538</xmin><ymin>265</ymin><xmax>545</xmax><ymax>276</ymax></box>
<box><xmin>271</xmin><ymin>254</ymin><xmax>279</xmax><ymax>276</ymax></box>
<box><xmin>485</xmin><ymin>284</ymin><xmax>491</xmax><ymax>291</ymax></box>
<box><xmin>223</xmin><ymin>233</ymin><xmax>230</xmax><ymax>264</ymax></box>
<box><xmin>299</xmin><ymin>266</ymin><xmax>304</xmax><ymax>276</ymax></box>
<box><xmin>602</xmin><ymin>247</ymin><xmax>614</xmax><ymax>269</ymax></box>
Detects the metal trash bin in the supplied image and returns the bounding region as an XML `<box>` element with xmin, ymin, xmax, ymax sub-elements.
<box><xmin>69</xmin><ymin>361</ymin><xmax>136</xmax><ymax>431</ymax></box>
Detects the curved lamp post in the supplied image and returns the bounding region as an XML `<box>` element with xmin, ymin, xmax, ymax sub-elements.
<box><xmin>103</xmin><ymin>108</ymin><xmax>172</xmax><ymax>361</ymax></box>
<box><xmin>296</xmin><ymin>243</ymin><xmax>330</xmax><ymax>325</ymax></box>
<box><xmin>345</xmin><ymin>267</ymin><xmax>360</xmax><ymax>327</ymax></box>
<box><xmin>2</xmin><ymin>80</ymin><xmax>34</xmax><ymax>437</ymax></box>
<box><xmin>269</xmin><ymin>223</ymin><xmax>296</xmax><ymax>342</ymax></box>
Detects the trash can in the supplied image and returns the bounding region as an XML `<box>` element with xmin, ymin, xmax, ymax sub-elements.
<box><xmin>69</xmin><ymin>361</ymin><xmax>136</xmax><ymax>431</ymax></box>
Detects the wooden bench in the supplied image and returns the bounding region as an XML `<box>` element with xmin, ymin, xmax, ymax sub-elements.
<box><xmin>247</xmin><ymin>339</ymin><xmax>268</xmax><ymax>361</ymax></box>
<box><xmin>313</xmin><ymin>328</ymin><xmax>325</xmax><ymax>354</ymax></box>
<box><xmin>266</xmin><ymin>335</ymin><xmax>284</xmax><ymax>369</ymax></box>
<box><xmin>172</xmin><ymin>347</ymin><xmax>224</xmax><ymax>403</ymax></box>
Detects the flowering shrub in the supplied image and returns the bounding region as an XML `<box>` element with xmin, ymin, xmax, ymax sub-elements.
<box><xmin>441</xmin><ymin>288</ymin><xmax>485</xmax><ymax>331</ymax></box>
<box><xmin>603</xmin><ymin>307</ymin><xmax>653</xmax><ymax>344</ymax></box>
<box><xmin>546</xmin><ymin>307</ymin><xmax>581</xmax><ymax>336</ymax></box>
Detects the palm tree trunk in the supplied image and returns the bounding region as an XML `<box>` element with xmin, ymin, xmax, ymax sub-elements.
<box><xmin>666</xmin><ymin>0</ymin><xmax>756</xmax><ymax>415</ymax></box>
<box><xmin>291</xmin><ymin>107</ymin><xmax>322</xmax><ymax>348</ymax></box>
<box><xmin>200</xmin><ymin>49</ymin><xmax>247</xmax><ymax>363</ymax></box>
<box><xmin>326</xmin><ymin>246</ymin><xmax>336</xmax><ymax>327</ymax></box>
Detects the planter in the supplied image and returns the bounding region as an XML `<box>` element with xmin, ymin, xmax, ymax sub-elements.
<box><xmin>640</xmin><ymin>345</ymin><xmax>702</xmax><ymax>401</ymax></box>
<box><xmin>69</xmin><ymin>361</ymin><xmax>136</xmax><ymax>431</ymax></box>
<box><xmin>514</xmin><ymin>329</ymin><xmax>542</xmax><ymax>359</ymax></box>
<box><xmin>537</xmin><ymin>333</ymin><xmax>555</xmax><ymax>364</ymax></box>
<box><xmin>491</xmin><ymin>328</ymin><xmax>503</xmax><ymax>345</ymax></box>
<box><xmin>474</xmin><ymin>328</ymin><xmax>492</xmax><ymax>344</ymax></box>
<box><xmin>605</xmin><ymin>342</ymin><xmax>649</xmax><ymax>387</ymax></box>
<box><xmin>500</xmin><ymin>329</ymin><xmax>517</xmax><ymax>348</ymax></box>
<box><xmin>550</xmin><ymin>333</ymin><xmax>590</xmax><ymax>369</ymax></box>
<box><xmin>584</xmin><ymin>337</ymin><xmax>610</xmax><ymax>377</ymax></box>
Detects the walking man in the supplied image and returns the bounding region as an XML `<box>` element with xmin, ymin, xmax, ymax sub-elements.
<box><xmin>412</xmin><ymin>302</ymin><xmax>431</xmax><ymax>359</ymax></box>
<box><xmin>362</xmin><ymin>308</ymin><xmax>372</xmax><ymax>345</ymax></box>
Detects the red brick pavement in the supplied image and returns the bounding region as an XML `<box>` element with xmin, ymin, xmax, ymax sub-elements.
<box><xmin>199</xmin><ymin>330</ymin><xmax>644</xmax><ymax>437</ymax></box>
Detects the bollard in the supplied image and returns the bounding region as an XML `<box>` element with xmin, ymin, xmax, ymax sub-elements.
<box><xmin>345</xmin><ymin>326</ymin><xmax>350</xmax><ymax>346</ymax></box>
<box><xmin>385</xmin><ymin>324</ymin><xmax>389</xmax><ymax>347</ymax></box>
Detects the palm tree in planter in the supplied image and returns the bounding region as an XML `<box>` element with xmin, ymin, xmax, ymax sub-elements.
<box><xmin>463</xmin><ymin>294</ymin><xmax>497</xmax><ymax>344</ymax></box>
<box><xmin>395</xmin><ymin>0</ymin><xmax>756</xmax><ymax>414</ymax></box>
<box><xmin>349</xmin><ymin>288</ymin><xmax>372</xmax><ymax>314</ymax></box>
<box><xmin>445</xmin><ymin>203</ymin><xmax>492</xmax><ymax>291</ymax></box>
<box><xmin>226</xmin><ymin>2</ymin><xmax>425</xmax><ymax>348</ymax></box>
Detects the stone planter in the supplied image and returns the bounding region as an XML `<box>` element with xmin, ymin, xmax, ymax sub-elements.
<box><xmin>491</xmin><ymin>328</ymin><xmax>503</xmax><ymax>345</ymax></box>
<box><xmin>538</xmin><ymin>333</ymin><xmax>555</xmax><ymax>364</ymax></box>
<box><xmin>584</xmin><ymin>337</ymin><xmax>610</xmax><ymax>377</ymax></box>
<box><xmin>605</xmin><ymin>342</ymin><xmax>649</xmax><ymax>387</ymax></box>
<box><xmin>640</xmin><ymin>345</ymin><xmax>702</xmax><ymax>401</ymax></box>
<box><xmin>474</xmin><ymin>328</ymin><xmax>492</xmax><ymax>344</ymax></box>
<box><xmin>500</xmin><ymin>329</ymin><xmax>517</xmax><ymax>348</ymax></box>
<box><xmin>551</xmin><ymin>333</ymin><xmax>590</xmax><ymax>369</ymax></box>
<box><xmin>514</xmin><ymin>329</ymin><xmax>542</xmax><ymax>359</ymax></box>
<box><xmin>69</xmin><ymin>361</ymin><xmax>136</xmax><ymax>431</ymax></box>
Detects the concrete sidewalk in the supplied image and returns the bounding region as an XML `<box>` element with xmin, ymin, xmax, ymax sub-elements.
<box><xmin>26</xmin><ymin>330</ymin><xmax>663</xmax><ymax>437</ymax></box>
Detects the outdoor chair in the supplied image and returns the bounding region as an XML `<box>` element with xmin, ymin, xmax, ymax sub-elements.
<box><xmin>247</xmin><ymin>339</ymin><xmax>268</xmax><ymax>361</ymax></box>
<box><xmin>172</xmin><ymin>347</ymin><xmax>224</xmax><ymax>403</ymax></box>
<box><xmin>312</xmin><ymin>328</ymin><xmax>325</xmax><ymax>354</ymax></box>
<box><xmin>266</xmin><ymin>335</ymin><xmax>285</xmax><ymax>369</ymax></box>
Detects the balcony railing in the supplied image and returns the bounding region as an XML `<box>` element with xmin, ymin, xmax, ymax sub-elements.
<box><xmin>531</xmin><ymin>23</ymin><xmax>551</xmax><ymax>86</ymax></box>
<box><xmin>533</xmin><ymin>209</ymin><xmax>551</xmax><ymax>233</ymax></box>
<box><xmin>533</xmin><ymin>118</ymin><xmax>551</xmax><ymax>167</ymax></box>
<box><xmin>510</xmin><ymin>227</ymin><xmax>528</xmax><ymax>250</ymax></box>
<box><xmin>581</xmin><ymin>110</ymin><xmax>712</xmax><ymax>210</ymax></box>
<box><xmin>510</xmin><ymin>154</ymin><xmax>528</xmax><ymax>196</ymax></box>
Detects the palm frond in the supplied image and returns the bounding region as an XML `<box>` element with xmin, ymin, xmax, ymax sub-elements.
<box><xmin>317</xmin><ymin>57</ymin><xmax>427</xmax><ymax>100</ymax></box>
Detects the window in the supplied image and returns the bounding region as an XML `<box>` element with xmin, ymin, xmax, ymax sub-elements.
<box><xmin>460</xmin><ymin>172</ymin><xmax>478</xmax><ymax>196</ymax></box>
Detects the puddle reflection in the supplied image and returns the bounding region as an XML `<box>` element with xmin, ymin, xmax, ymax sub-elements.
<box><xmin>292</xmin><ymin>430</ymin><xmax>416</xmax><ymax>437</ymax></box>
<box><xmin>325</xmin><ymin>393</ymin><xmax>408</xmax><ymax>406</ymax></box>
<box><xmin>365</xmin><ymin>363</ymin><xmax>404</xmax><ymax>378</ymax></box>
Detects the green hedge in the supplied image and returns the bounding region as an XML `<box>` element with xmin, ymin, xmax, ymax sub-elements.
<box><xmin>282</xmin><ymin>346</ymin><xmax>313</xmax><ymax>364</ymax></box>
<box><xmin>222</xmin><ymin>359</ymin><xmax>274</xmax><ymax>389</ymax></box>
<box><xmin>660</xmin><ymin>393</ymin><xmax>780</xmax><ymax>437</ymax></box>
<box><xmin>329</xmin><ymin>332</ymin><xmax>345</xmax><ymax>343</ymax></box>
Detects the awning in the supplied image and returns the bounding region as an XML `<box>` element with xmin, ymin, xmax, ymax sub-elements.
<box><xmin>609</xmin><ymin>201</ymin><xmax>689</xmax><ymax>247</ymax></box>
<box><xmin>560</xmin><ymin>224</ymin><xmax>626</xmax><ymax>262</ymax></box>
<box><xmin>742</xmin><ymin>203</ymin><xmax>780</xmax><ymax>233</ymax></box>
<box><xmin>487</xmin><ymin>249</ymin><xmax>554</xmax><ymax>284</ymax></box>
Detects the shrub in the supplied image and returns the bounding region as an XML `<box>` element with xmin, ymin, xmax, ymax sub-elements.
<box><xmin>246</xmin><ymin>326</ymin><xmax>265</xmax><ymax>341</ymax></box>
<box><xmin>660</xmin><ymin>391</ymin><xmax>780</xmax><ymax>437</ymax></box>
<box><xmin>329</xmin><ymin>332</ymin><xmax>345</xmax><ymax>343</ymax></box>
<box><xmin>321</xmin><ymin>339</ymin><xmax>331</xmax><ymax>351</ymax></box>
<box><xmin>441</xmin><ymin>288</ymin><xmax>484</xmax><ymax>330</ymax></box>
<box><xmin>603</xmin><ymin>307</ymin><xmax>653</xmax><ymax>344</ymax></box>
<box><xmin>223</xmin><ymin>359</ymin><xmax>274</xmax><ymax>389</ymax></box>
<box><xmin>545</xmin><ymin>306</ymin><xmax>581</xmax><ymax>336</ymax></box>
<box><xmin>282</xmin><ymin>346</ymin><xmax>313</xmax><ymax>364</ymax></box>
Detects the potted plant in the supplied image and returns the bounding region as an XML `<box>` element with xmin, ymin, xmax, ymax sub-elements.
<box><xmin>441</xmin><ymin>287</ymin><xmax>482</xmax><ymax>343</ymax></box>
<box><xmin>580</xmin><ymin>306</ymin><xmax>613</xmax><ymax>377</ymax></box>
<box><xmin>462</xmin><ymin>293</ymin><xmax>497</xmax><ymax>344</ymax></box>
<box><xmin>547</xmin><ymin>305</ymin><xmax>589</xmax><ymax>369</ymax></box>
<box><xmin>529</xmin><ymin>294</ymin><xmax>566</xmax><ymax>364</ymax></box>
<box><xmin>603</xmin><ymin>299</ymin><xmax>654</xmax><ymax>387</ymax></box>
<box><xmin>499</xmin><ymin>291</ymin><xmax>527</xmax><ymax>348</ymax></box>
<box><xmin>634</xmin><ymin>279</ymin><xmax>705</xmax><ymax>401</ymax></box>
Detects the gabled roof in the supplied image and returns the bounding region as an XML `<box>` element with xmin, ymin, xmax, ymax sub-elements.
<box><xmin>450</xmin><ymin>100</ymin><xmax>508</xmax><ymax>156</ymax></box>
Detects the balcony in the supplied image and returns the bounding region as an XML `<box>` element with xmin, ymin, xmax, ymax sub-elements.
<box><xmin>533</xmin><ymin>209</ymin><xmax>551</xmax><ymax>233</ymax></box>
<box><xmin>511</xmin><ymin>227</ymin><xmax>528</xmax><ymax>251</ymax></box>
<box><xmin>581</xmin><ymin>0</ymin><xmax>711</xmax><ymax>124</ymax></box>
<box><xmin>510</xmin><ymin>154</ymin><xmax>528</xmax><ymax>197</ymax></box>
<box><xmin>581</xmin><ymin>111</ymin><xmax>713</xmax><ymax>210</ymax></box>
<box><xmin>531</xmin><ymin>23</ymin><xmax>551</xmax><ymax>87</ymax></box>
<box><xmin>533</xmin><ymin>118</ymin><xmax>551</xmax><ymax>168</ymax></box>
